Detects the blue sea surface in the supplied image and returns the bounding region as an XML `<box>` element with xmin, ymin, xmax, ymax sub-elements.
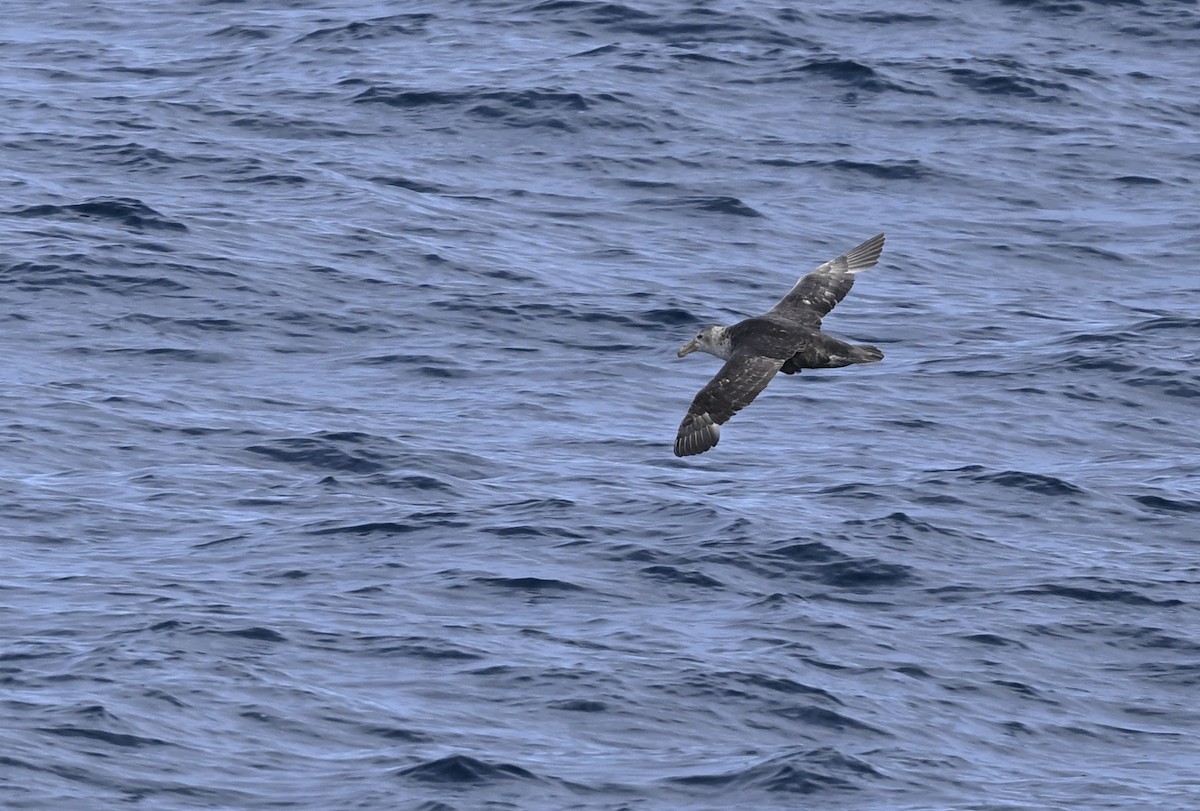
<box><xmin>2</xmin><ymin>1</ymin><xmax>1198</xmax><ymax>808</ymax></box>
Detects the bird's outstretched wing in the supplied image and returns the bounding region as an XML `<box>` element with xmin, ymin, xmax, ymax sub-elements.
<box><xmin>768</xmin><ymin>233</ymin><xmax>885</xmax><ymax>326</ymax></box>
<box><xmin>674</xmin><ymin>354</ymin><xmax>784</xmax><ymax>457</ymax></box>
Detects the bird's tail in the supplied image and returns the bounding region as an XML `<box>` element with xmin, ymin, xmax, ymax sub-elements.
<box><xmin>801</xmin><ymin>341</ymin><xmax>884</xmax><ymax>370</ymax></box>
<box><xmin>850</xmin><ymin>343</ymin><xmax>884</xmax><ymax>363</ymax></box>
<box><xmin>792</xmin><ymin>335</ymin><xmax>888</xmax><ymax>369</ymax></box>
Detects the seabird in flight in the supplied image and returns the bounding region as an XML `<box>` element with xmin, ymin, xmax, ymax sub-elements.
<box><xmin>674</xmin><ymin>233</ymin><xmax>886</xmax><ymax>457</ymax></box>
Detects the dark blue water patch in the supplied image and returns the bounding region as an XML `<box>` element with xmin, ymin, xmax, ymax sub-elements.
<box><xmin>209</xmin><ymin>24</ymin><xmax>276</xmax><ymax>42</ymax></box>
<box><xmin>827</xmin><ymin>158</ymin><xmax>932</xmax><ymax>180</ymax></box>
<box><xmin>754</xmin><ymin>157</ymin><xmax>932</xmax><ymax>180</ymax></box>
<box><xmin>307</xmin><ymin>521</ymin><xmax>427</xmax><ymax>537</ymax></box>
<box><xmin>893</xmin><ymin>664</ymin><xmax>934</xmax><ymax>680</ymax></box>
<box><xmin>880</xmin><ymin>417</ymin><xmax>941</xmax><ymax>430</ymax></box>
<box><xmin>1115</xmin><ymin>628</ymin><xmax>1200</xmax><ymax>653</ymax></box>
<box><xmin>843</xmin><ymin>11</ymin><xmax>943</xmax><ymax>23</ymax></box>
<box><xmin>107</xmin><ymin>314</ymin><xmax>244</xmax><ymax>333</ymax></box>
<box><xmin>356</xmin><ymin>354</ymin><xmax>473</xmax><ymax>379</ymax></box>
<box><xmin>1060</xmin><ymin>329</ymin><xmax>1140</xmax><ymax>346</ymax></box>
<box><xmin>7</xmin><ymin>197</ymin><xmax>187</xmax><ymax>232</ymax></box>
<box><xmin>369</xmin><ymin>175</ymin><xmax>451</xmax><ymax>194</ymax></box>
<box><xmin>397</xmin><ymin>754</ymin><xmax>539</xmax><ymax>784</ymax></box>
<box><xmin>473</xmin><ymin>105</ymin><xmax>563</xmax><ymax>129</ymax></box>
<box><xmin>346</xmin><ymin>86</ymin><xmax>469</xmax><ymax>108</ymax></box>
<box><xmin>1134</xmin><ymin>664</ymin><xmax>1200</xmax><ymax>689</ymax></box>
<box><xmin>768</xmin><ymin>58</ymin><xmax>933</xmax><ymax>95</ymax></box>
<box><xmin>1112</xmin><ymin>175</ymin><xmax>1165</xmax><ymax>185</ymax></box>
<box><xmin>473</xmin><ymin>576</ymin><xmax>587</xmax><ymax>592</ymax></box>
<box><xmin>482</xmin><ymin>523</ymin><xmax>588</xmax><ymax>539</ymax></box>
<box><xmin>82</xmin><ymin>346</ymin><xmax>229</xmax><ymax>364</ymax></box>
<box><xmin>772</xmin><ymin>705</ymin><xmax>884</xmax><ymax>734</ymax></box>
<box><xmin>425</xmin><ymin>296</ymin><xmax>692</xmax><ymax>345</ymax></box>
<box><xmin>365</xmin><ymin>475</ymin><xmax>460</xmax><ymax>492</ymax></box>
<box><xmin>813</xmin><ymin>558</ymin><xmax>914</xmax><ymax>590</ymax></box>
<box><xmin>268</xmin><ymin>309</ymin><xmax>392</xmax><ymax>337</ymax></box>
<box><xmin>147</xmin><ymin>620</ymin><xmax>186</xmax><ymax>633</ymax></box>
<box><xmin>141</xmin><ymin>689</ymin><xmax>188</xmax><ymax>710</ymax></box>
<box><xmin>944</xmin><ymin>66</ymin><xmax>1072</xmax><ymax>101</ymax></box>
<box><xmin>1130</xmin><ymin>316</ymin><xmax>1200</xmax><ymax>333</ymax></box>
<box><xmin>795</xmin><ymin>58</ymin><xmax>877</xmax><ymax>84</ymax></box>
<box><xmin>295</xmin><ymin>14</ymin><xmax>433</xmax><ymax>43</ymax></box>
<box><xmin>221</xmin><ymin>626</ymin><xmax>287</xmax><ymax>643</ymax></box>
<box><xmin>728</xmin><ymin>672</ymin><xmax>843</xmax><ymax>703</ymax></box>
<box><xmin>631</xmin><ymin>195</ymin><xmax>762</xmax><ymax>217</ymax></box>
<box><xmin>768</xmin><ymin>540</ymin><xmax>845</xmax><ymax>564</ymax></box>
<box><xmin>491</xmin><ymin>89</ymin><xmax>602</xmax><ymax>111</ymax></box>
<box><xmin>546</xmin><ymin>698</ymin><xmax>608</xmax><ymax>712</ymax></box>
<box><xmin>548</xmin><ymin>4</ymin><xmax>809</xmax><ymax>47</ymax></box>
<box><xmin>38</xmin><ymin>727</ymin><xmax>169</xmax><ymax>749</ymax></box>
<box><xmin>994</xmin><ymin>0</ymin><xmax>1143</xmax><ymax>14</ymax></box>
<box><xmin>667</xmin><ymin>747</ymin><xmax>879</xmax><ymax>794</ymax></box>
<box><xmin>219</xmin><ymin>109</ymin><xmax>360</xmax><ymax>139</ymax></box>
<box><xmin>485</xmin><ymin>496</ymin><xmax>579</xmax><ymax>517</ymax></box>
<box><xmin>34</xmin><ymin>261</ymin><xmax>190</xmax><ymax>294</ymax></box>
<box><xmin>190</xmin><ymin>532</ymin><xmax>246</xmax><ymax>549</ymax></box>
<box><xmin>670</xmin><ymin>51</ymin><xmax>742</xmax><ymax>66</ymax></box>
<box><xmin>351</xmin><ymin>84</ymin><xmax>625</xmax><ymax>131</ymax></box>
<box><xmin>641</xmin><ymin>307</ymin><xmax>696</xmax><ymax>327</ymax></box>
<box><xmin>84</xmin><ymin>142</ymin><xmax>181</xmax><ymax>169</ymax></box>
<box><xmin>1016</xmin><ymin>581</ymin><xmax>1184</xmax><ymax>608</ymax></box>
<box><xmin>525</xmin><ymin>0</ymin><xmax>654</xmax><ymax>29</ymax></box>
<box><xmin>321</xmin><ymin>636</ymin><xmax>484</xmax><ymax>661</ymax></box>
<box><xmin>412</xmin><ymin>803</ymin><xmax>456</xmax><ymax>811</ymax></box>
<box><xmin>362</xmin><ymin>725</ymin><xmax>432</xmax><ymax>743</ymax></box>
<box><xmin>639</xmin><ymin>565</ymin><xmax>725</xmax><ymax>588</ymax></box>
<box><xmin>761</xmin><ymin>540</ymin><xmax>915</xmax><ymax>589</ymax></box>
<box><xmin>962</xmin><ymin>632</ymin><xmax>1026</xmax><ymax>647</ymax></box>
<box><xmin>226</xmin><ymin>173</ymin><xmax>309</xmax><ymax>186</ymax></box>
<box><xmin>933</xmin><ymin>466</ymin><xmax>1087</xmax><ymax>497</ymax></box>
<box><xmin>1061</xmin><ymin>243</ymin><xmax>1129</xmax><ymax>264</ymax></box>
<box><xmin>977</xmin><ymin>469</ymin><xmax>1086</xmax><ymax>497</ymax></box>
<box><xmin>1132</xmin><ymin>494</ymin><xmax>1200</xmax><ymax>514</ymax></box>
<box><xmin>1123</xmin><ymin>369</ymin><xmax>1200</xmax><ymax>399</ymax></box>
<box><xmin>655</xmin><ymin>669</ymin><xmax>841</xmax><ymax>705</ymax></box>
<box><xmin>245</xmin><ymin>433</ymin><xmax>398</xmax><ymax>475</ymax></box>
<box><xmin>842</xmin><ymin>511</ymin><xmax>970</xmax><ymax>542</ymax></box>
<box><xmin>992</xmin><ymin>680</ymin><xmax>1042</xmax><ymax>699</ymax></box>
<box><xmin>934</xmin><ymin>114</ymin><xmax>1071</xmax><ymax>135</ymax></box>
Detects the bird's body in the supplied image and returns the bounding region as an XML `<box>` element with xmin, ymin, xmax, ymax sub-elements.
<box><xmin>674</xmin><ymin>233</ymin><xmax>886</xmax><ymax>457</ymax></box>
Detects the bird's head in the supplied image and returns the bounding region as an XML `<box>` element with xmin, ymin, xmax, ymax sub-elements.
<box><xmin>677</xmin><ymin>325</ymin><xmax>730</xmax><ymax>359</ymax></box>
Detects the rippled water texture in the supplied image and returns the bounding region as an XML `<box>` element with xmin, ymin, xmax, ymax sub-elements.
<box><xmin>2</xmin><ymin>1</ymin><xmax>1198</xmax><ymax>809</ymax></box>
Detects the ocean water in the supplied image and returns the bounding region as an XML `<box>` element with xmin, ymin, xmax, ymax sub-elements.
<box><xmin>2</xmin><ymin>1</ymin><xmax>1198</xmax><ymax>808</ymax></box>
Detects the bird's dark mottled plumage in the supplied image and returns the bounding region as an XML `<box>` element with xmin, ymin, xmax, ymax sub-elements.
<box><xmin>674</xmin><ymin>233</ymin><xmax>886</xmax><ymax>457</ymax></box>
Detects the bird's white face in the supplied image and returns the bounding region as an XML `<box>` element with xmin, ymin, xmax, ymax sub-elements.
<box><xmin>677</xmin><ymin>325</ymin><xmax>730</xmax><ymax>359</ymax></box>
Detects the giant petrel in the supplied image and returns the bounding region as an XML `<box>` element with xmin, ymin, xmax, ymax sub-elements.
<box><xmin>674</xmin><ymin>233</ymin><xmax>886</xmax><ymax>457</ymax></box>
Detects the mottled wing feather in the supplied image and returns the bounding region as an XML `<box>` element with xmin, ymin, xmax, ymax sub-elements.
<box><xmin>674</xmin><ymin>354</ymin><xmax>784</xmax><ymax>457</ymax></box>
<box><xmin>769</xmin><ymin>233</ymin><xmax>885</xmax><ymax>325</ymax></box>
